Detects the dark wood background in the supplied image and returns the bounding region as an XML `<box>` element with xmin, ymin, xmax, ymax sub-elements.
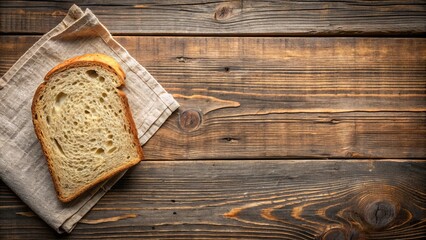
<box><xmin>1</xmin><ymin>1</ymin><xmax>425</xmax><ymax>239</ymax></box>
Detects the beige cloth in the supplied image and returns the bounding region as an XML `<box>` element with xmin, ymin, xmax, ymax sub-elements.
<box><xmin>0</xmin><ymin>4</ymin><xmax>179</xmax><ymax>233</ymax></box>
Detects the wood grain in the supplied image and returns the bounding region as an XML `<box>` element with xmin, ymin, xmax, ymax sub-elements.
<box><xmin>1</xmin><ymin>160</ymin><xmax>425</xmax><ymax>239</ymax></box>
<box><xmin>1</xmin><ymin>36</ymin><xmax>425</xmax><ymax>159</ymax></box>
<box><xmin>1</xmin><ymin>1</ymin><xmax>424</xmax><ymax>239</ymax></box>
<box><xmin>0</xmin><ymin>0</ymin><xmax>425</xmax><ymax>35</ymax></box>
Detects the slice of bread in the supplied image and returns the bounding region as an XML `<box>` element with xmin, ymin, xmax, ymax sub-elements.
<box><xmin>32</xmin><ymin>53</ymin><xmax>143</xmax><ymax>203</ymax></box>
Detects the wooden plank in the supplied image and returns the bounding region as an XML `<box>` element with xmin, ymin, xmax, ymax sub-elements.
<box><xmin>3</xmin><ymin>36</ymin><xmax>426</xmax><ymax>160</ymax></box>
<box><xmin>119</xmin><ymin>36</ymin><xmax>426</xmax><ymax>159</ymax></box>
<box><xmin>1</xmin><ymin>36</ymin><xmax>425</xmax><ymax>159</ymax></box>
<box><xmin>1</xmin><ymin>160</ymin><xmax>425</xmax><ymax>239</ymax></box>
<box><xmin>0</xmin><ymin>0</ymin><xmax>425</xmax><ymax>35</ymax></box>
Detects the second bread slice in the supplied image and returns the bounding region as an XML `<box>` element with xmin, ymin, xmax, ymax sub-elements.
<box><xmin>32</xmin><ymin>53</ymin><xmax>143</xmax><ymax>203</ymax></box>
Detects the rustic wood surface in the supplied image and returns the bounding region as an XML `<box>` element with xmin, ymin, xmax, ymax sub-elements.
<box><xmin>1</xmin><ymin>36</ymin><xmax>425</xmax><ymax>160</ymax></box>
<box><xmin>1</xmin><ymin>0</ymin><xmax>425</xmax><ymax>239</ymax></box>
<box><xmin>0</xmin><ymin>160</ymin><xmax>426</xmax><ymax>240</ymax></box>
<box><xmin>0</xmin><ymin>0</ymin><xmax>425</xmax><ymax>35</ymax></box>
<box><xmin>1</xmin><ymin>160</ymin><xmax>426</xmax><ymax>239</ymax></box>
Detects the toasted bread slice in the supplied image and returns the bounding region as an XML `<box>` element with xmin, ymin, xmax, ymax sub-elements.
<box><xmin>32</xmin><ymin>53</ymin><xmax>143</xmax><ymax>202</ymax></box>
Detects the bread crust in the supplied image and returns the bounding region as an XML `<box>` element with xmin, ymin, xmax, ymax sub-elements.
<box><xmin>45</xmin><ymin>53</ymin><xmax>125</xmax><ymax>86</ymax></box>
<box><xmin>32</xmin><ymin>53</ymin><xmax>143</xmax><ymax>203</ymax></box>
<box><xmin>118</xmin><ymin>90</ymin><xmax>145</xmax><ymax>163</ymax></box>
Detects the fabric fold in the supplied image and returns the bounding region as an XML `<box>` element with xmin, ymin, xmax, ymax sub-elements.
<box><xmin>0</xmin><ymin>4</ymin><xmax>179</xmax><ymax>233</ymax></box>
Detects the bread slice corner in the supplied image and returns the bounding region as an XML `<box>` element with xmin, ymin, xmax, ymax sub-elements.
<box><xmin>32</xmin><ymin>53</ymin><xmax>143</xmax><ymax>203</ymax></box>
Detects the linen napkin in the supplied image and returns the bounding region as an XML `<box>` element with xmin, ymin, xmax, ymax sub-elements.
<box><xmin>0</xmin><ymin>4</ymin><xmax>179</xmax><ymax>233</ymax></box>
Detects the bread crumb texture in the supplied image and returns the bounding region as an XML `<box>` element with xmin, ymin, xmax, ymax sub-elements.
<box><xmin>33</xmin><ymin>64</ymin><xmax>141</xmax><ymax>202</ymax></box>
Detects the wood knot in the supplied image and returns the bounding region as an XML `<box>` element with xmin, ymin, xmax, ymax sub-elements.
<box><xmin>178</xmin><ymin>109</ymin><xmax>202</xmax><ymax>132</ymax></box>
<box><xmin>51</xmin><ymin>10</ymin><xmax>66</xmax><ymax>17</ymax></box>
<box><xmin>321</xmin><ymin>228</ymin><xmax>359</xmax><ymax>240</ymax></box>
<box><xmin>363</xmin><ymin>199</ymin><xmax>398</xmax><ymax>230</ymax></box>
<box><xmin>321</xmin><ymin>228</ymin><xmax>346</xmax><ymax>240</ymax></box>
<box><xmin>214</xmin><ymin>5</ymin><xmax>234</xmax><ymax>21</ymax></box>
<box><xmin>176</xmin><ymin>56</ymin><xmax>191</xmax><ymax>63</ymax></box>
<box><xmin>353</xmin><ymin>184</ymin><xmax>402</xmax><ymax>231</ymax></box>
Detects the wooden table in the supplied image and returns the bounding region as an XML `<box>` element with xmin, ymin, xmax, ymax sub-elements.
<box><xmin>1</xmin><ymin>1</ymin><xmax>425</xmax><ymax>239</ymax></box>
